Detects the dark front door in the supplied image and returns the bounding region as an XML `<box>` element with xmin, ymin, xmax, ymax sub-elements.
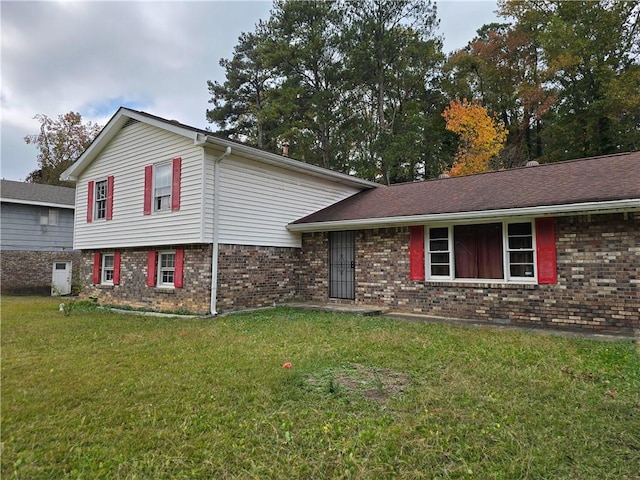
<box><xmin>329</xmin><ymin>231</ymin><xmax>355</xmax><ymax>299</ymax></box>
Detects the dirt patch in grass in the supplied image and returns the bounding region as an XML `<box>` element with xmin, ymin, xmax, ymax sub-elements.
<box><xmin>308</xmin><ymin>363</ymin><xmax>411</xmax><ymax>404</ymax></box>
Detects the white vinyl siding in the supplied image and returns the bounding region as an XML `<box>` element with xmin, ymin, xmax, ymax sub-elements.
<box><xmin>73</xmin><ymin>122</ymin><xmax>205</xmax><ymax>249</ymax></box>
<box><xmin>216</xmin><ymin>156</ymin><xmax>361</xmax><ymax>247</ymax></box>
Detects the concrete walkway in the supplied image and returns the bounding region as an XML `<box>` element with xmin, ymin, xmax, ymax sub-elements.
<box><xmin>284</xmin><ymin>302</ymin><xmax>388</xmax><ymax>316</ymax></box>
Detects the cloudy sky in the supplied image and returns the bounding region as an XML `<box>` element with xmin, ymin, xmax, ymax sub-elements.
<box><xmin>1</xmin><ymin>0</ymin><xmax>500</xmax><ymax>182</ymax></box>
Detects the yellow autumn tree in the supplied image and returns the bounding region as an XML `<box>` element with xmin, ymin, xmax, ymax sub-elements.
<box><xmin>442</xmin><ymin>98</ymin><xmax>508</xmax><ymax>176</ymax></box>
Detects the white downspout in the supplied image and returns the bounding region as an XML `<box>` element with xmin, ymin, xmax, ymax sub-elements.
<box><xmin>210</xmin><ymin>146</ymin><xmax>232</xmax><ymax>315</ymax></box>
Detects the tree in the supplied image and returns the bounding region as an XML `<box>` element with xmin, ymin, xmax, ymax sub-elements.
<box><xmin>266</xmin><ymin>0</ymin><xmax>351</xmax><ymax>171</ymax></box>
<box><xmin>442</xmin><ymin>22</ymin><xmax>554</xmax><ymax>166</ymax></box>
<box><xmin>207</xmin><ymin>0</ymin><xmax>448</xmax><ymax>183</ymax></box>
<box><xmin>206</xmin><ymin>24</ymin><xmax>281</xmax><ymax>151</ymax></box>
<box><xmin>341</xmin><ymin>0</ymin><xmax>444</xmax><ymax>184</ymax></box>
<box><xmin>498</xmin><ymin>0</ymin><xmax>640</xmax><ymax>160</ymax></box>
<box><xmin>24</xmin><ymin>112</ymin><xmax>102</xmax><ymax>186</ymax></box>
<box><xmin>442</xmin><ymin>98</ymin><xmax>507</xmax><ymax>176</ymax></box>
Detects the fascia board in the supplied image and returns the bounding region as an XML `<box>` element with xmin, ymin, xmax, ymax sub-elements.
<box><xmin>287</xmin><ymin>199</ymin><xmax>640</xmax><ymax>232</ymax></box>
<box><xmin>203</xmin><ymin>136</ymin><xmax>379</xmax><ymax>190</ymax></box>
<box><xmin>1</xmin><ymin>198</ymin><xmax>75</xmax><ymax>209</ymax></box>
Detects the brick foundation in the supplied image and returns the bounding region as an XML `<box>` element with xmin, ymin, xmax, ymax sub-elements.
<box><xmin>1</xmin><ymin>250</ymin><xmax>81</xmax><ymax>295</ymax></box>
<box><xmin>216</xmin><ymin>243</ymin><xmax>300</xmax><ymax>311</ymax></box>
<box><xmin>80</xmin><ymin>243</ymin><xmax>300</xmax><ymax>315</ymax></box>
<box><xmin>299</xmin><ymin>213</ymin><xmax>640</xmax><ymax>333</ymax></box>
<box><xmin>80</xmin><ymin>245</ymin><xmax>214</xmax><ymax>314</ymax></box>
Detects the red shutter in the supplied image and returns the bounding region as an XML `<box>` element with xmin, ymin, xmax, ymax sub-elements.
<box><xmin>92</xmin><ymin>252</ymin><xmax>101</xmax><ymax>284</ymax></box>
<box><xmin>146</xmin><ymin>251</ymin><xmax>157</xmax><ymax>287</ymax></box>
<box><xmin>536</xmin><ymin>217</ymin><xmax>557</xmax><ymax>284</ymax></box>
<box><xmin>87</xmin><ymin>180</ymin><xmax>94</xmax><ymax>223</ymax></box>
<box><xmin>409</xmin><ymin>226</ymin><xmax>425</xmax><ymax>281</ymax></box>
<box><xmin>113</xmin><ymin>251</ymin><xmax>121</xmax><ymax>285</ymax></box>
<box><xmin>106</xmin><ymin>175</ymin><xmax>114</xmax><ymax>220</ymax></box>
<box><xmin>174</xmin><ymin>249</ymin><xmax>184</xmax><ymax>288</ymax></box>
<box><xmin>171</xmin><ymin>157</ymin><xmax>181</xmax><ymax>211</ymax></box>
<box><xmin>143</xmin><ymin>165</ymin><xmax>153</xmax><ymax>215</ymax></box>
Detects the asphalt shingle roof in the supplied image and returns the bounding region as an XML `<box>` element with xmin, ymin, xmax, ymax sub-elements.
<box><xmin>292</xmin><ymin>151</ymin><xmax>640</xmax><ymax>225</ymax></box>
<box><xmin>0</xmin><ymin>180</ymin><xmax>75</xmax><ymax>207</ymax></box>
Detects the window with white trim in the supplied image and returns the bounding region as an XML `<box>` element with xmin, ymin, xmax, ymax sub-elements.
<box><xmin>154</xmin><ymin>163</ymin><xmax>172</xmax><ymax>211</ymax></box>
<box><xmin>95</xmin><ymin>180</ymin><xmax>107</xmax><ymax>220</ymax></box>
<box><xmin>506</xmin><ymin>222</ymin><xmax>535</xmax><ymax>279</ymax></box>
<box><xmin>426</xmin><ymin>220</ymin><xmax>536</xmax><ymax>282</ymax></box>
<box><xmin>427</xmin><ymin>227</ymin><xmax>450</xmax><ymax>277</ymax></box>
<box><xmin>101</xmin><ymin>253</ymin><xmax>114</xmax><ymax>284</ymax></box>
<box><xmin>158</xmin><ymin>252</ymin><xmax>176</xmax><ymax>287</ymax></box>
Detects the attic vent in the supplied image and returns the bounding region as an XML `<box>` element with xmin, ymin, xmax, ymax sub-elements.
<box><xmin>525</xmin><ymin>160</ymin><xmax>540</xmax><ymax>167</ymax></box>
<box><xmin>438</xmin><ymin>173</ymin><xmax>450</xmax><ymax>179</ymax></box>
<box><xmin>123</xmin><ymin>118</ymin><xmax>140</xmax><ymax>129</ymax></box>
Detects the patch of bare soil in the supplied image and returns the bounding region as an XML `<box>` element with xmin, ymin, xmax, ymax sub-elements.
<box><xmin>308</xmin><ymin>363</ymin><xmax>411</xmax><ymax>404</ymax></box>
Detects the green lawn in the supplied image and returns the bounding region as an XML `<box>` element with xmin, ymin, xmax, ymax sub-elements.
<box><xmin>2</xmin><ymin>296</ymin><xmax>639</xmax><ymax>479</ymax></box>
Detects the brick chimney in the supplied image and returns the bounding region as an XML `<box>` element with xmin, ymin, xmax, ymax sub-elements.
<box><xmin>282</xmin><ymin>141</ymin><xmax>290</xmax><ymax>157</ymax></box>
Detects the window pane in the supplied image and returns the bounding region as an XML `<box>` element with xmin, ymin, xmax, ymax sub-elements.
<box><xmin>162</xmin><ymin>270</ymin><xmax>174</xmax><ymax>283</ymax></box>
<box><xmin>510</xmin><ymin>265</ymin><xmax>535</xmax><ymax>277</ymax></box>
<box><xmin>103</xmin><ymin>255</ymin><xmax>114</xmax><ymax>268</ymax></box>
<box><xmin>454</xmin><ymin>223</ymin><xmax>503</xmax><ymax>279</ymax></box>
<box><xmin>509</xmin><ymin>236</ymin><xmax>533</xmax><ymax>249</ymax></box>
<box><xmin>55</xmin><ymin>263</ymin><xmax>66</xmax><ymax>270</ymax></box>
<box><xmin>156</xmin><ymin>196</ymin><xmax>170</xmax><ymax>211</ymax></box>
<box><xmin>508</xmin><ymin>223</ymin><xmax>532</xmax><ymax>236</ymax></box>
<box><xmin>49</xmin><ymin>209</ymin><xmax>58</xmax><ymax>226</ymax></box>
<box><xmin>161</xmin><ymin>253</ymin><xmax>175</xmax><ymax>268</ymax></box>
<box><xmin>155</xmin><ymin>164</ymin><xmax>172</xmax><ymax>188</ymax></box>
<box><xmin>509</xmin><ymin>251</ymin><xmax>534</xmax><ymax>264</ymax></box>
<box><xmin>430</xmin><ymin>252</ymin><xmax>449</xmax><ymax>264</ymax></box>
<box><xmin>95</xmin><ymin>181</ymin><xmax>107</xmax><ymax>200</ymax></box>
<box><xmin>431</xmin><ymin>265</ymin><xmax>450</xmax><ymax>276</ymax></box>
<box><xmin>429</xmin><ymin>239</ymin><xmax>449</xmax><ymax>251</ymax></box>
<box><xmin>430</xmin><ymin>227</ymin><xmax>448</xmax><ymax>239</ymax></box>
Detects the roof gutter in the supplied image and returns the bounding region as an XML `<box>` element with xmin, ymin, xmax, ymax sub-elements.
<box><xmin>0</xmin><ymin>198</ymin><xmax>75</xmax><ymax>209</ymax></box>
<box><xmin>287</xmin><ymin>198</ymin><xmax>640</xmax><ymax>232</ymax></box>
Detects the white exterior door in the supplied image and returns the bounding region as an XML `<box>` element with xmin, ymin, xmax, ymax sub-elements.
<box><xmin>51</xmin><ymin>261</ymin><xmax>72</xmax><ymax>296</ymax></box>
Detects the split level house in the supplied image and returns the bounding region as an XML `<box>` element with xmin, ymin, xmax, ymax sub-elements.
<box><xmin>0</xmin><ymin>180</ymin><xmax>78</xmax><ymax>295</ymax></box>
<box><xmin>61</xmin><ymin>107</ymin><xmax>640</xmax><ymax>334</ymax></box>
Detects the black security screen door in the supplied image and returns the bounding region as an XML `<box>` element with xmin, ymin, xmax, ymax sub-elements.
<box><xmin>329</xmin><ymin>231</ymin><xmax>355</xmax><ymax>299</ymax></box>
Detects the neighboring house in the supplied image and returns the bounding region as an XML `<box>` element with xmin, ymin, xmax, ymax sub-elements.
<box><xmin>0</xmin><ymin>180</ymin><xmax>78</xmax><ymax>295</ymax></box>
<box><xmin>61</xmin><ymin>107</ymin><xmax>639</xmax><ymax>334</ymax></box>
<box><xmin>60</xmin><ymin>107</ymin><xmax>376</xmax><ymax>315</ymax></box>
<box><xmin>290</xmin><ymin>153</ymin><xmax>640</xmax><ymax>334</ymax></box>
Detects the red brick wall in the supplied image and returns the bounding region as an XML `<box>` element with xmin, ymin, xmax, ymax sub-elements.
<box><xmin>299</xmin><ymin>213</ymin><xmax>639</xmax><ymax>333</ymax></box>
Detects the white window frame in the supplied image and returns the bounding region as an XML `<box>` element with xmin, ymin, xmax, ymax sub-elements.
<box><xmin>427</xmin><ymin>226</ymin><xmax>452</xmax><ymax>279</ymax></box>
<box><xmin>101</xmin><ymin>253</ymin><xmax>115</xmax><ymax>285</ymax></box>
<box><xmin>94</xmin><ymin>180</ymin><xmax>108</xmax><ymax>220</ymax></box>
<box><xmin>425</xmin><ymin>219</ymin><xmax>537</xmax><ymax>284</ymax></box>
<box><xmin>40</xmin><ymin>208</ymin><xmax>59</xmax><ymax>226</ymax></box>
<box><xmin>505</xmin><ymin>221</ymin><xmax>536</xmax><ymax>281</ymax></box>
<box><xmin>154</xmin><ymin>163</ymin><xmax>172</xmax><ymax>212</ymax></box>
<box><xmin>157</xmin><ymin>251</ymin><xmax>176</xmax><ymax>288</ymax></box>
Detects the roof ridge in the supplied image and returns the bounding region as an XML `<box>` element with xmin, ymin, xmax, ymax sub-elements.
<box><xmin>387</xmin><ymin>151</ymin><xmax>639</xmax><ymax>187</ymax></box>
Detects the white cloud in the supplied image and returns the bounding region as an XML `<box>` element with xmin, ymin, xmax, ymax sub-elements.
<box><xmin>1</xmin><ymin>0</ymin><xmax>499</xmax><ymax>181</ymax></box>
